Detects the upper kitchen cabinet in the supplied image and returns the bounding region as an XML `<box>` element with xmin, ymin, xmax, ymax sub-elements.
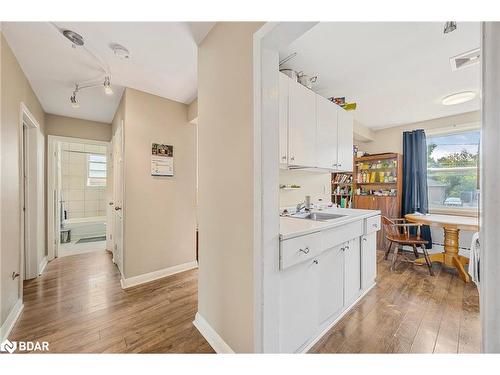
<box><xmin>337</xmin><ymin>108</ymin><xmax>354</xmax><ymax>171</ymax></box>
<box><xmin>279</xmin><ymin>73</ymin><xmax>289</xmax><ymax>166</ymax></box>
<box><xmin>316</xmin><ymin>94</ymin><xmax>339</xmax><ymax>169</ymax></box>
<box><xmin>288</xmin><ymin>78</ymin><xmax>316</xmax><ymax>167</ymax></box>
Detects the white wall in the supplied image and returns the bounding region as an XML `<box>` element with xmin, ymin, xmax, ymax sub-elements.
<box><xmin>279</xmin><ymin>169</ymin><xmax>331</xmax><ymax>207</ymax></box>
<box><xmin>121</xmin><ymin>88</ymin><xmax>197</xmax><ymax>279</ymax></box>
<box><xmin>197</xmin><ymin>22</ymin><xmax>264</xmax><ymax>353</ymax></box>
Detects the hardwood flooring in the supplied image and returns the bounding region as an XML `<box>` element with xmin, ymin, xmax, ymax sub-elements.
<box><xmin>310</xmin><ymin>250</ymin><xmax>481</xmax><ymax>353</ymax></box>
<box><xmin>9</xmin><ymin>249</ymin><xmax>480</xmax><ymax>353</ymax></box>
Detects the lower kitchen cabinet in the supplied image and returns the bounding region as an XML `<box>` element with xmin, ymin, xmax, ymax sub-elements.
<box><xmin>279</xmin><ymin>259</ymin><xmax>319</xmax><ymax>353</ymax></box>
<box><xmin>361</xmin><ymin>232</ymin><xmax>377</xmax><ymax>290</ymax></box>
<box><xmin>318</xmin><ymin>245</ymin><xmax>344</xmax><ymax>325</ymax></box>
<box><xmin>344</xmin><ymin>238</ymin><xmax>362</xmax><ymax>306</ymax></box>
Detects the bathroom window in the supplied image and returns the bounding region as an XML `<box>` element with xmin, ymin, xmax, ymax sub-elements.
<box><xmin>87</xmin><ymin>154</ymin><xmax>107</xmax><ymax>187</ymax></box>
<box><xmin>426</xmin><ymin>128</ymin><xmax>480</xmax><ymax>214</ymax></box>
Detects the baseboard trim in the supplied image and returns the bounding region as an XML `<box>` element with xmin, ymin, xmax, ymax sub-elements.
<box><xmin>120</xmin><ymin>260</ymin><xmax>198</xmax><ymax>289</ymax></box>
<box><xmin>301</xmin><ymin>282</ymin><xmax>377</xmax><ymax>353</ymax></box>
<box><xmin>38</xmin><ymin>256</ymin><xmax>48</xmax><ymax>275</ymax></box>
<box><xmin>0</xmin><ymin>299</ymin><xmax>24</xmax><ymax>343</ymax></box>
<box><xmin>193</xmin><ymin>312</ymin><xmax>235</xmax><ymax>353</ymax></box>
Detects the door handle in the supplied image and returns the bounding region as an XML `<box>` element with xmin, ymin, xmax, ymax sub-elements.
<box><xmin>109</xmin><ymin>202</ymin><xmax>114</xmax><ymax>206</ymax></box>
<box><xmin>281</xmin><ymin>155</ymin><xmax>287</xmax><ymax>160</ymax></box>
<box><xmin>290</xmin><ymin>156</ymin><xmax>295</xmax><ymax>162</ymax></box>
<box><xmin>114</xmin><ymin>206</ymin><xmax>122</xmax><ymax>211</ymax></box>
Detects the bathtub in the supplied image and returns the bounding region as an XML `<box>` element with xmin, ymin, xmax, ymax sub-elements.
<box><xmin>62</xmin><ymin>216</ymin><xmax>106</xmax><ymax>240</ymax></box>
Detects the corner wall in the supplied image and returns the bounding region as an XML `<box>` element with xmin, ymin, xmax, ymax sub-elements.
<box><xmin>1</xmin><ymin>32</ymin><xmax>46</xmax><ymax>329</ymax></box>
<box><xmin>45</xmin><ymin>114</ymin><xmax>111</xmax><ymax>142</ymax></box>
<box><xmin>121</xmin><ymin>88</ymin><xmax>197</xmax><ymax>279</ymax></box>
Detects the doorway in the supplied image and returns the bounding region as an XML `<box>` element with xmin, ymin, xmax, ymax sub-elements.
<box><xmin>47</xmin><ymin>136</ymin><xmax>111</xmax><ymax>259</ymax></box>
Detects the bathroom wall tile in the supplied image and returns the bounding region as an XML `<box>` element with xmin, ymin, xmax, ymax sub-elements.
<box><xmin>98</xmin><ymin>210</ymin><xmax>107</xmax><ymax>217</ymax></box>
<box><xmin>62</xmin><ymin>178</ymin><xmax>70</xmax><ymax>189</ymax></box>
<box><xmin>85</xmin><ymin>189</ymin><xmax>99</xmax><ymax>201</ymax></box>
<box><xmin>98</xmin><ymin>199</ymin><xmax>108</xmax><ymax>211</ymax></box>
<box><xmin>85</xmin><ymin>144</ymin><xmax>100</xmax><ymax>153</ymax></box>
<box><xmin>68</xmin><ymin>201</ymin><xmax>84</xmax><ymax>211</ymax></box>
<box><xmin>71</xmin><ymin>162</ymin><xmax>87</xmax><ymax>177</ymax></box>
<box><xmin>69</xmin><ymin>176</ymin><xmax>85</xmax><ymax>189</ymax></box>
<box><xmin>62</xmin><ymin>161</ymin><xmax>70</xmax><ymax>176</ymax></box>
<box><xmin>69</xmin><ymin>189</ymin><xmax>84</xmax><ymax>201</ymax></box>
<box><xmin>70</xmin><ymin>152</ymin><xmax>86</xmax><ymax>165</ymax></box>
<box><xmin>98</xmin><ymin>146</ymin><xmax>107</xmax><ymax>154</ymax></box>
<box><xmin>85</xmin><ymin>200</ymin><xmax>99</xmax><ymax>212</ymax></box>
<box><xmin>62</xmin><ymin>150</ymin><xmax>70</xmax><ymax>162</ymax></box>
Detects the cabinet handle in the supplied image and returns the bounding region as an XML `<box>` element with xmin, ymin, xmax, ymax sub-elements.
<box><xmin>372</xmin><ymin>223</ymin><xmax>378</xmax><ymax>228</ymax></box>
<box><xmin>299</xmin><ymin>247</ymin><xmax>310</xmax><ymax>254</ymax></box>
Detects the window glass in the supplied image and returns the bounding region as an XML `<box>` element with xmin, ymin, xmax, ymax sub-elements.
<box><xmin>427</xmin><ymin>130</ymin><xmax>479</xmax><ymax>211</ymax></box>
<box><xmin>87</xmin><ymin>153</ymin><xmax>107</xmax><ymax>187</ymax></box>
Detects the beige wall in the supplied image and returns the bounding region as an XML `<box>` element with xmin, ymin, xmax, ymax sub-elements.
<box><xmin>279</xmin><ymin>169</ymin><xmax>331</xmax><ymax>208</ymax></box>
<box><xmin>187</xmin><ymin>98</ymin><xmax>198</xmax><ymax>124</ymax></box>
<box><xmin>121</xmin><ymin>88</ymin><xmax>197</xmax><ymax>278</ymax></box>
<box><xmin>45</xmin><ymin>113</ymin><xmax>111</xmax><ymax>142</ymax></box>
<box><xmin>197</xmin><ymin>22</ymin><xmax>263</xmax><ymax>353</ymax></box>
<box><xmin>1</xmin><ymin>33</ymin><xmax>46</xmax><ymax>327</ymax></box>
<box><xmin>357</xmin><ymin>111</ymin><xmax>480</xmax><ymax>155</ymax></box>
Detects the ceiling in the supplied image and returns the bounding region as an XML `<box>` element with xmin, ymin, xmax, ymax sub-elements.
<box><xmin>280</xmin><ymin>22</ymin><xmax>481</xmax><ymax>129</ymax></box>
<box><xmin>2</xmin><ymin>22</ymin><xmax>214</xmax><ymax>123</ymax></box>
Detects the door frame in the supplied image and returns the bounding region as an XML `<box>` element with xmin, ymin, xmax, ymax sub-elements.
<box><xmin>111</xmin><ymin>120</ymin><xmax>124</xmax><ymax>275</ymax></box>
<box><xmin>47</xmin><ymin>135</ymin><xmax>110</xmax><ymax>260</ymax></box>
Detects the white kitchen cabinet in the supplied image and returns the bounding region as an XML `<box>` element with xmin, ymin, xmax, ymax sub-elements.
<box><xmin>288</xmin><ymin>79</ymin><xmax>316</xmax><ymax>167</ymax></box>
<box><xmin>279</xmin><ymin>259</ymin><xmax>319</xmax><ymax>353</ymax></box>
<box><xmin>361</xmin><ymin>232</ymin><xmax>377</xmax><ymax>290</ymax></box>
<box><xmin>343</xmin><ymin>238</ymin><xmax>362</xmax><ymax>306</ymax></box>
<box><xmin>337</xmin><ymin>108</ymin><xmax>354</xmax><ymax>171</ymax></box>
<box><xmin>318</xmin><ymin>245</ymin><xmax>344</xmax><ymax>325</ymax></box>
<box><xmin>279</xmin><ymin>73</ymin><xmax>289</xmax><ymax>166</ymax></box>
<box><xmin>316</xmin><ymin>94</ymin><xmax>339</xmax><ymax>169</ymax></box>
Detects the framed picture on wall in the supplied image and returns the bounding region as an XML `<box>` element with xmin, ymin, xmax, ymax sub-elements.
<box><xmin>151</xmin><ymin>143</ymin><xmax>174</xmax><ymax>176</ymax></box>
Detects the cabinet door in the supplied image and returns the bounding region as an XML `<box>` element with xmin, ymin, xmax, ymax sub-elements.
<box><xmin>288</xmin><ymin>80</ymin><xmax>316</xmax><ymax>167</ymax></box>
<box><xmin>316</xmin><ymin>95</ymin><xmax>338</xmax><ymax>169</ymax></box>
<box><xmin>344</xmin><ymin>238</ymin><xmax>361</xmax><ymax>306</ymax></box>
<box><xmin>318</xmin><ymin>245</ymin><xmax>344</xmax><ymax>325</ymax></box>
<box><xmin>279</xmin><ymin>259</ymin><xmax>319</xmax><ymax>353</ymax></box>
<box><xmin>279</xmin><ymin>73</ymin><xmax>289</xmax><ymax>166</ymax></box>
<box><xmin>361</xmin><ymin>232</ymin><xmax>377</xmax><ymax>290</ymax></box>
<box><xmin>337</xmin><ymin>108</ymin><xmax>353</xmax><ymax>171</ymax></box>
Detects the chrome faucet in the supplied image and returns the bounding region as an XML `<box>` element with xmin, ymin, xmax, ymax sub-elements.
<box><xmin>296</xmin><ymin>195</ymin><xmax>311</xmax><ymax>213</ymax></box>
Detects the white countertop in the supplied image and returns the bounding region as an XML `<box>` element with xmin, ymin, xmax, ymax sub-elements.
<box><xmin>280</xmin><ymin>207</ymin><xmax>381</xmax><ymax>240</ymax></box>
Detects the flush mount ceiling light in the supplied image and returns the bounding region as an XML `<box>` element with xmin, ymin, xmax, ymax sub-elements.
<box><xmin>441</xmin><ymin>91</ymin><xmax>476</xmax><ymax>106</ymax></box>
<box><xmin>444</xmin><ymin>21</ymin><xmax>457</xmax><ymax>34</ymax></box>
<box><xmin>109</xmin><ymin>43</ymin><xmax>130</xmax><ymax>60</ymax></box>
<box><xmin>62</xmin><ymin>29</ymin><xmax>85</xmax><ymax>46</ymax></box>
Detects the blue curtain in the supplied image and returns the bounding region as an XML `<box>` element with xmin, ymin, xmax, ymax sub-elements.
<box><xmin>402</xmin><ymin>129</ymin><xmax>432</xmax><ymax>248</ymax></box>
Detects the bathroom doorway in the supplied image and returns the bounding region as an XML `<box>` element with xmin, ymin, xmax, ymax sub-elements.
<box><xmin>47</xmin><ymin>136</ymin><xmax>111</xmax><ymax>258</ymax></box>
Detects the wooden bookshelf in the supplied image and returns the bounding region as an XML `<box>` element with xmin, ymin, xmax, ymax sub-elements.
<box><xmin>353</xmin><ymin>153</ymin><xmax>403</xmax><ymax>250</ymax></box>
<box><xmin>331</xmin><ymin>172</ymin><xmax>353</xmax><ymax>208</ymax></box>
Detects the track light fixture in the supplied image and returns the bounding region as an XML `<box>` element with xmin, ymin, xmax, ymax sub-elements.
<box><xmin>444</xmin><ymin>21</ymin><xmax>457</xmax><ymax>34</ymax></box>
<box><xmin>69</xmin><ymin>77</ymin><xmax>114</xmax><ymax>108</ymax></box>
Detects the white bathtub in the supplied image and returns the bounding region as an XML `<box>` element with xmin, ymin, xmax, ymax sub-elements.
<box><xmin>62</xmin><ymin>216</ymin><xmax>106</xmax><ymax>240</ymax></box>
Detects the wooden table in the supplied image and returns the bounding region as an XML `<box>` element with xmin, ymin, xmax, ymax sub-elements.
<box><xmin>405</xmin><ymin>213</ymin><xmax>479</xmax><ymax>283</ymax></box>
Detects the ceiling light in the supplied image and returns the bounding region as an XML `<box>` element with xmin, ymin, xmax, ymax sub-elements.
<box><xmin>70</xmin><ymin>93</ymin><xmax>79</xmax><ymax>108</ymax></box>
<box><xmin>441</xmin><ymin>91</ymin><xmax>476</xmax><ymax>106</ymax></box>
<box><xmin>62</xmin><ymin>29</ymin><xmax>85</xmax><ymax>46</ymax></box>
<box><xmin>444</xmin><ymin>22</ymin><xmax>457</xmax><ymax>34</ymax></box>
<box><xmin>109</xmin><ymin>43</ymin><xmax>130</xmax><ymax>60</ymax></box>
<box><xmin>103</xmin><ymin>76</ymin><xmax>113</xmax><ymax>95</ymax></box>
<box><xmin>450</xmin><ymin>48</ymin><xmax>481</xmax><ymax>71</ymax></box>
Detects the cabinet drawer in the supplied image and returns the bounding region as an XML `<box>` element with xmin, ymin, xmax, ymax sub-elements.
<box><xmin>322</xmin><ymin>221</ymin><xmax>363</xmax><ymax>250</ymax></box>
<box><xmin>365</xmin><ymin>215</ymin><xmax>381</xmax><ymax>234</ymax></box>
<box><xmin>280</xmin><ymin>232</ymin><xmax>322</xmax><ymax>270</ymax></box>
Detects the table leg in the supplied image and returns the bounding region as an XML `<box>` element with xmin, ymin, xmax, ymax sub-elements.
<box><xmin>414</xmin><ymin>227</ymin><xmax>470</xmax><ymax>282</ymax></box>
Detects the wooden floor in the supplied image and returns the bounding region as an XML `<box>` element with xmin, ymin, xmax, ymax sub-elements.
<box><xmin>10</xmin><ymin>249</ymin><xmax>480</xmax><ymax>353</ymax></box>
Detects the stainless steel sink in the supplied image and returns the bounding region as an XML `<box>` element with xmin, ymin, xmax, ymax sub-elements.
<box><xmin>290</xmin><ymin>212</ymin><xmax>346</xmax><ymax>221</ymax></box>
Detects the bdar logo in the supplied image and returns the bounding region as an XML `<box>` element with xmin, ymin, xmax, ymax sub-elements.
<box><xmin>0</xmin><ymin>339</ymin><xmax>17</xmax><ymax>353</ymax></box>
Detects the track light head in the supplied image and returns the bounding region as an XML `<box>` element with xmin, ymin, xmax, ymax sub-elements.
<box><xmin>70</xmin><ymin>93</ymin><xmax>79</xmax><ymax>108</ymax></box>
<box><xmin>444</xmin><ymin>21</ymin><xmax>457</xmax><ymax>34</ymax></box>
<box><xmin>103</xmin><ymin>76</ymin><xmax>113</xmax><ymax>95</ymax></box>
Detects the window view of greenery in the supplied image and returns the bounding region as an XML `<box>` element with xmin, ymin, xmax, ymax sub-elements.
<box><xmin>427</xmin><ymin>130</ymin><xmax>479</xmax><ymax>211</ymax></box>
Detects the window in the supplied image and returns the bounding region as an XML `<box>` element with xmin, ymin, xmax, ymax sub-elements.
<box><xmin>87</xmin><ymin>153</ymin><xmax>107</xmax><ymax>187</ymax></box>
<box><xmin>426</xmin><ymin>129</ymin><xmax>480</xmax><ymax>213</ymax></box>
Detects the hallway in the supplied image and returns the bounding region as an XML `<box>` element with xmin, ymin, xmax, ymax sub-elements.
<box><xmin>9</xmin><ymin>251</ymin><xmax>212</xmax><ymax>353</ymax></box>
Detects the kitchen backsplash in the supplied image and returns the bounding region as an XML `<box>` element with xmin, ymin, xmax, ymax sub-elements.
<box><xmin>279</xmin><ymin>169</ymin><xmax>331</xmax><ymax>207</ymax></box>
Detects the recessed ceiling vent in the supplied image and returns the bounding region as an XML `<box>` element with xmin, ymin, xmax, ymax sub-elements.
<box><xmin>450</xmin><ymin>48</ymin><xmax>480</xmax><ymax>71</ymax></box>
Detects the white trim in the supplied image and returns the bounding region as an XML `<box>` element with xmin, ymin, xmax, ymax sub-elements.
<box><xmin>38</xmin><ymin>256</ymin><xmax>48</xmax><ymax>275</ymax></box>
<box><xmin>425</xmin><ymin>121</ymin><xmax>481</xmax><ymax>136</ymax></box>
<box><xmin>120</xmin><ymin>261</ymin><xmax>198</xmax><ymax>289</ymax></box>
<box><xmin>0</xmin><ymin>299</ymin><xmax>24</xmax><ymax>343</ymax></box>
<box><xmin>301</xmin><ymin>283</ymin><xmax>376</xmax><ymax>353</ymax></box>
<box><xmin>193</xmin><ymin>312</ymin><xmax>235</xmax><ymax>353</ymax></box>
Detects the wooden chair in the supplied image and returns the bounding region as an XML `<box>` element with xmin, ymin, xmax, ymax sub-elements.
<box><xmin>381</xmin><ymin>216</ymin><xmax>434</xmax><ymax>276</ymax></box>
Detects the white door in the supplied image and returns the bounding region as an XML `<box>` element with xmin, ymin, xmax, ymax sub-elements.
<box><xmin>337</xmin><ymin>108</ymin><xmax>354</xmax><ymax>171</ymax></box>
<box><xmin>54</xmin><ymin>143</ymin><xmax>62</xmax><ymax>257</ymax></box>
<box><xmin>288</xmin><ymin>79</ymin><xmax>316</xmax><ymax>167</ymax></box>
<box><xmin>279</xmin><ymin>72</ymin><xmax>289</xmax><ymax>166</ymax></box>
<box><xmin>361</xmin><ymin>233</ymin><xmax>377</xmax><ymax>290</ymax></box>
<box><xmin>106</xmin><ymin>144</ymin><xmax>114</xmax><ymax>252</ymax></box>
<box><xmin>279</xmin><ymin>259</ymin><xmax>319</xmax><ymax>352</ymax></box>
<box><xmin>318</xmin><ymin>245</ymin><xmax>344</xmax><ymax>324</ymax></box>
<box><xmin>316</xmin><ymin>95</ymin><xmax>339</xmax><ymax>169</ymax></box>
<box><xmin>344</xmin><ymin>238</ymin><xmax>362</xmax><ymax>306</ymax></box>
<box><xmin>112</xmin><ymin>123</ymin><xmax>124</xmax><ymax>274</ymax></box>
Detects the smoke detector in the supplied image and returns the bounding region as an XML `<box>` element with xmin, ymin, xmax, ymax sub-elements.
<box><xmin>450</xmin><ymin>48</ymin><xmax>480</xmax><ymax>71</ymax></box>
<box><xmin>62</xmin><ymin>29</ymin><xmax>84</xmax><ymax>46</ymax></box>
<box><xmin>110</xmin><ymin>43</ymin><xmax>130</xmax><ymax>60</ymax></box>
